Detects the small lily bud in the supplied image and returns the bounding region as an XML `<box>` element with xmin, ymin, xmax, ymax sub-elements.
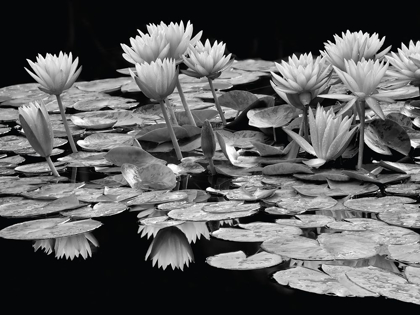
<box><xmin>201</xmin><ymin>120</ymin><xmax>216</xmax><ymax>160</ymax></box>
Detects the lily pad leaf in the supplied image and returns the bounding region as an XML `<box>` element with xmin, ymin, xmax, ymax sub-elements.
<box><xmin>121</xmin><ymin>163</ymin><xmax>177</xmax><ymax>191</ymax></box>
<box><xmin>104</xmin><ymin>146</ymin><xmax>166</xmax><ymax>168</ymax></box>
<box><xmin>275</xmin><ymin>214</ymin><xmax>336</xmax><ymax>229</ymax></box>
<box><xmin>77</xmin><ymin>133</ymin><xmax>135</xmax><ymax>151</ymax></box>
<box><xmin>344</xmin><ymin>196</ymin><xmax>417</xmax><ymax>213</ymax></box>
<box><xmin>62</xmin><ymin>202</ymin><xmax>128</xmax><ymax>218</ymax></box>
<box><xmin>206</xmin><ymin>250</ymin><xmax>283</xmax><ymax>270</ymax></box>
<box><xmin>217</xmin><ymin>90</ymin><xmax>259</xmax><ymax>112</ymax></box>
<box><xmin>262</xmin><ymin>162</ymin><xmax>314</xmax><ymax>175</ymax></box>
<box><xmin>247</xmin><ymin>103</ymin><xmax>300</xmax><ymax>128</ymax></box>
<box><xmin>126</xmin><ymin>191</ymin><xmax>188</xmax><ymax>206</ymax></box>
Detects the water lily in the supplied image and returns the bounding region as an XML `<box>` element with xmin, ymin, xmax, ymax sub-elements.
<box><xmin>283</xmin><ymin>104</ymin><xmax>358</xmax><ymax>168</ymax></box>
<box><xmin>385</xmin><ymin>40</ymin><xmax>420</xmax><ymax>88</ymax></box>
<box><xmin>18</xmin><ymin>101</ymin><xmax>59</xmax><ymax>177</ymax></box>
<box><xmin>145</xmin><ymin>226</ymin><xmax>194</xmax><ymax>271</ymax></box>
<box><xmin>270</xmin><ymin>53</ymin><xmax>332</xmax><ymax>142</ymax></box>
<box><xmin>25</xmin><ymin>52</ymin><xmax>82</xmax><ymax>153</ymax></box>
<box><xmin>320</xmin><ymin>30</ymin><xmax>391</xmax><ymax>71</ymax></box>
<box><xmin>318</xmin><ymin>58</ymin><xmax>401</xmax><ymax>169</ymax></box>
<box><xmin>130</xmin><ymin>58</ymin><xmax>182</xmax><ymax>159</ymax></box>
<box><xmin>33</xmin><ymin>232</ymin><xmax>98</xmax><ymax>260</ymax></box>
<box><xmin>182</xmin><ymin>39</ymin><xmax>234</xmax><ymax>125</ymax></box>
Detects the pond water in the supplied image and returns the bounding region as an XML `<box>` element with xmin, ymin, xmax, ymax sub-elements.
<box><xmin>1</xmin><ymin>62</ymin><xmax>420</xmax><ymax>312</ymax></box>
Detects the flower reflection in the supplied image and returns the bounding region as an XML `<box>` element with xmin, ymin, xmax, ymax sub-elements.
<box><xmin>33</xmin><ymin>232</ymin><xmax>98</xmax><ymax>260</ymax></box>
<box><xmin>145</xmin><ymin>226</ymin><xmax>194</xmax><ymax>271</ymax></box>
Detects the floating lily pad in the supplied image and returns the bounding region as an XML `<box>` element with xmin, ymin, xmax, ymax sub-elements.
<box><xmin>72</xmin><ymin>109</ymin><xmax>142</xmax><ymax>127</ymax></box>
<box><xmin>21</xmin><ymin>182</ymin><xmax>86</xmax><ymax>200</ymax></box>
<box><xmin>272</xmin><ymin>266</ymin><xmax>377</xmax><ymax>297</ymax></box>
<box><xmin>378</xmin><ymin>205</ymin><xmax>420</xmax><ymax>229</ymax></box>
<box><xmin>262</xmin><ymin>162</ymin><xmax>314</xmax><ymax>175</ymax></box>
<box><xmin>104</xmin><ymin>146</ymin><xmax>166</xmax><ymax>168</ymax></box>
<box><xmin>247</xmin><ymin>104</ymin><xmax>299</xmax><ymax>128</ymax></box>
<box><xmin>275</xmin><ymin>214</ymin><xmax>336</xmax><ymax>228</ymax></box>
<box><xmin>345</xmin><ymin>265</ymin><xmax>420</xmax><ymax>305</ymax></box>
<box><xmin>206</xmin><ymin>250</ymin><xmax>283</xmax><ymax>270</ymax></box>
<box><xmin>344</xmin><ymin>196</ymin><xmax>417</xmax><ymax>213</ymax></box>
<box><xmin>384</xmin><ymin>183</ymin><xmax>420</xmax><ymax>197</ymax></box>
<box><xmin>76</xmin><ymin>77</ymin><xmax>132</xmax><ymax>93</ymax></box>
<box><xmin>121</xmin><ymin>163</ymin><xmax>177</xmax><ymax>190</ymax></box>
<box><xmin>126</xmin><ymin>191</ymin><xmax>188</xmax><ymax>206</ymax></box>
<box><xmin>14</xmin><ymin>161</ymin><xmax>67</xmax><ymax>175</ymax></box>
<box><xmin>62</xmin><ymin>202</ymin><xmax>127</xmax><ymax>218</ymax></box>
<box><xmin>70</xmin><ymin>115</ymin><xmax>117</xmax><ymax>129</ymax></box>
<box><xmin>327</xmin><ymin>218</ymin><xmax>388</xmax><ymax>231</ymax></box>
<box><xmin>0</xmin><ymin>217</ymin><xmax>102</xmax><ymax>240</ymax></box>
<box><xmin>77</xmin><ymin>133</ymin><xmax>135</xmax><ymax>151</ymax></box>
<box><xmin>343</xmin><ymin>225</ymin><xmax>420</xmax><ymax>246</ymax></box>
<box><xmin>216</xmin><ymin>129</ymin><xmax>271</xmax><ymax>149</ymax></box>
<box><xmin>275</xmin><ymin>195</ymin><xmax>338</xmax><ymax>213</ymax></box>
<box><xmin>203</xmin><ymin>201</ymin><xmax>260</xmax><ymax>213</ymax></box>
<box><xmin>224</xmin><ymin>187</ymin><xmax>276</xmax><ymax>201</ymax></box>
<box><xmin>217</xmin><ymin>90</ymin><xmax>258</xmax><ymax>112</ymax></box>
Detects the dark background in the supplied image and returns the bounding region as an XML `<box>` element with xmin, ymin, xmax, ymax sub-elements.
<box><xmin>1</xmin><ymin>1</ymin><xmax>420</xmax><ymax>89</ymax></box>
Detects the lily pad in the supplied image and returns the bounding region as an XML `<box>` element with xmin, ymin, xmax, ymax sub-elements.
<box><xmin>62</xmin><ymin>202</ymin><xmax>128</xmax><ymax>218</ymax></box>
<box><xmin>0</xmin><ymin>217</ymin><xmax>102</xmax><ymax>240</ymax></box>
<box><xmin>77</xmin><ymin>133</ymin><xmax>135</xmax><ymax>151</ymax></box>
<box><xmin>121</xmin><ymin>163</ymin><xmax>177</xmax><ymax>190</ymax></box>
<box><xmin>275</xmin><ymin>214</ymin><xmax>336</xmax><ymax>228</ymax></box>
<box><xmin>104</xmin><ymin>146</ymin><xmax>166</xmax><ymax>168</ymax></box>
<box><xmin>262</xmin><ymin>162</ymin><xmax>314</xmax><ymax>175</ymax></box>
<box><xmin>126</xmin><ymin>191</ymin><xmax>188</xmax><ymax>206</ymax></box>
<box><xmin>378</xmin><ymin>205</ymin><xmax>420</xmax><ymax>229</ymax></box>
<box><xmin>206</xmin><ymin>250</ymin><xmax>283</xmax><ymax>270</ymax></box>
<box><xmin>275</xmin><ymin>195</ymin><xmax>338</xmax><ymax>213</ymax></box>
<box><xmin>344</xmin><ymin>196</ymin><xmax>417</xmax><ymax>213</ymax></box>
<box><xmin>70</xmin><ymin>115</ymin><xmax>117</xmax><ymax>129</ymax></box>
<box><xmin>247</xmin><ymin>104</ymin><xmax>300</xmax><ymax>128</ymax></box>
<box><xmin>217</xmin><ymin>90</ymin><xmax>258</xmax><ymax>112</ymax></box>
<box><xmin>21</xmin><ymin>182</ymin><xmax>86</xmax><ymax>200</ymax></box>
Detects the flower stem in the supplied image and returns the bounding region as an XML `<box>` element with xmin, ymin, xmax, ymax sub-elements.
<box><xmin>164</xmin><ymin>98</ymin><xmax>178</xmax><ymax>126</ymax></box>
<box><xmin>208</xmin><ymin>158</ymin><xmax>216</xmax><ymax>175</ymax></box>
<box><xmin>176</xmin><ymin>74</ymin><xmax>196</xmax><ymax>127</ymax></box>
<box><xmin>207</xmin><ymin>77</ymin><xmax>226</xmax><ymax>125</ymax></box>
<box><xmin>56</xmin><ymin>94</ymin><xmax>78</xmax><ymax>153</ymax></box>
<box><xmin>159</xmin><ymin>100</ymin><xmax>183</xmax><ymax>160</ymax></box>
<box><xmin>357</xmin><ymin>100</ymin><xmax>366</xmax><ymax>170</ymax></box>
<box><xmin>302</xmin><ymin>105</ymin><xmax>309</xmax><ymax>142</ymax></box>
<box><xmin>45</xmin><ymin>155</ymin><xmax>60</xmax><ymax>177</ymax></box>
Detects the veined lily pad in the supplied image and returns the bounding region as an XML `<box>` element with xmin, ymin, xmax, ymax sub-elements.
<box><xmin>384</xmin><ymin>183</ymin><xmax>420</xmax><ymax>197</ymax></box>
<box><xmin>0</xmin><ymin>108</ymin><xmax>19</xmax><ymax>122</ymax></box>
<box><xmin>21</xmin><ymin>182</ymin><xmax>86</xmax><ymax>200</ymax></box>
<box><xmin>386</xmin><ymin>243</ymin><xmax>420</xmax><ymax>265</ymax></box>
<box><xmin>211</xmin><ymin>222</ymin><xmax>301</xmax><ymax>242</ymax></box>
<box><xmin>0</xmin><ymin>217</ymin><xmax>102</xmax><ymax>240</ymax></box>
<box><xmin>203</xmin><ymin>201</ymin><xmax>260</xmax><ymax>213</ymax></box>
<box><xmin>272</xmin><ymin>266</ymin><xmax>377</xmax><ymax>297</ymax></box>
<box><xmin>405</xmin><ymin>266</ymin><xmax>420</xmax><ymax>285</ymax></box>
<box><xmin>121</xmin><ymin>163</ymin><xmax>177</xmax><ymax>190</ymax></box>
<box><xmin>104</xmin><ymin>146</ymin><xmax>166</xmax><ymax>168</ymax></box>
<box><xmin>126</xmin><ymin>191</ymin><xmax>188</xmax><ymax>206</ymax></box>
<box><xmin>14</xmin><ymin>161</ymin><xmax>67</xmax><ymax>175</ymax></box>
<box><xmin>77</xmin><ymin>133</ymin><xmax>135</xmax><ymax>151</ymax></box>
<box><xmin>217</xmin><ymin>90</ymin><xmax>258</xmax><ymax>112</ymax></box>
<box><xmin>70</xmin><ymin>115</ymin><xmax>117</xmax><ymax>129</ymax></box>
<box><xmin>343</xmin><ymin>225</ymin><xmax>420</xmax><ymax>246</ymax></box>
<box><xmin>378</xmin><ymin>205</ymin><xmax>420</xmax><ymax>228</ymax></box>
<box><xmin>168</xmin><ymin>203</ymin><xmax>258</xmax><ymax>222</ymax></box>
<box><xmin>344</xmin><ymin>196</ymin><xmax>417</xmax><ymax>213</ymax></box>
<box><xmin>275</xmin><ymin>214</ymin><xmax>336</xmax><ymax>228</ymax></box>
<box><xmin>62</xmin><ymin>202</ymin><xmax>127</xmax><ymax>218</ymax></box>
<box><xmin>247</xmin><ymin>103</ymin><xmax>300</xmax><ymax>128</ymax></box>
<box><xmin>206</xmin><ymin>250</ymin><xmax>283</xmax><ymax>270</ymax></box>
<box><xmin>327</xmin><ymin>218</ymin><xmax>388</xmax><ymax>231</ymax></box>
<box><xmin>345</xmin><ymin>265</ymin><xmax>420</xmax><ymax>305</ymax></box>
<box><xmin>275</xmin><ymin>195</ymin><xmax>338</xmax><ymax>213</ymax></box>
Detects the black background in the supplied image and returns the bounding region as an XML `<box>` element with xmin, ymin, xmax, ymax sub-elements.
<box><xmin>1</xmin><ymin>1</ymin><xmax>420</xmax><ymax>88</ymax></box>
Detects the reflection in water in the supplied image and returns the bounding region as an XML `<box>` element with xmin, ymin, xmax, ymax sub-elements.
<box><xmin>32</xmin><ymin>232</ymin><xmax>98</xmax><ymax>260</ymax></box>
<box><xmin>140</xmin><ymin>221</ymin><xmax>210</xmax><ymax>270</ymax></box>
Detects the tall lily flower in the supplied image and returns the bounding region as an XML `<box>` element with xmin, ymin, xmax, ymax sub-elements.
<box><xmin>283</xmin><ymin>104</ymin><xmax>358</xmax><ymax>168</ymax></box>
<box><xmin>318</xmin><ymin>59</ymin><xmax>400</xmax><ymax>169</ymax></box>
<box><xmin>18</xmin><ymin>101</ymin><xmax>59</xmax><ymax>177</ymax></box>
<box><xmin>270</xmin><ymin>53</ymin><xmax>332</xmax><ymax>142</ymax></box>
<box><xmin>321</xmin><ymin>30</ymin><xmax>391</xmax><ymax>71</ymax></box>
<box><xmin>182</xmin><ymin>39</ymin><xmax>234</xmax><ymax>125</ymax></box>
<box><xmin>33</xmin><ymin>232</ymin><xmax>98</xmax><ymax>260</ymax></box>
<box><xmin>130</xmin><ymin>58</ymin><xmax>182</xmax><ymax>160</ymax></box>
<box><xmin>25</xmin><ymin>52</ymin><xmax>82</xmax><ymax>153</ymax></box>
<box><xmin>385</xmin><ymin>40</ymin><xmax>420</xmax><ymax>89</ymax></box>
<box><xmin>145</xmin><ymin>226</ymin><xmax>194</xmax><ymax>271</ymax></box>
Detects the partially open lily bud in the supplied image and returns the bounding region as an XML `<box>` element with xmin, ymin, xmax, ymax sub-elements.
<box><xmin>201</xmin><ymin>120</ymin><xmax>216</xmax><ymax>160</ymax></box>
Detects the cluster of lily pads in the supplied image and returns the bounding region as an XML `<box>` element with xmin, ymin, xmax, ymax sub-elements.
<box><xmin>1</xmin><ymin>22</ymin><xmax>420</xmax><ymax>306</ymax></box>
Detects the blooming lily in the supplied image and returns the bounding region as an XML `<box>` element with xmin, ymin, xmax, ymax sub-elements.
<box><xmin>385</xmin><ymin>40</ymin><xmax>420</xmax><ymax>88</ymax></box>
<box><xmin>130</xmin><ymin>58</ymin><xmax>182</xmax><ymax>159</ymax></box>
<box><xmin>283</xmin><ymin>104</ymin><xmax>358</xmax><ymax>168</ymax></box>
<box><xmin>33</xmin><ymin>232</ymin><xmax>98</xmax><ymax>260</ymax></box>
<box><xmin>25</xmin><ymin>52</ymin><xmax>82</xmax><ymax>153</ymax></box>
<box><xmin>145</xmin><ymin>226</ymin><xmax>194</xmax><ymax>271</ymax></box>
<box><xmin>318</xmin><ymin>58</ymin><xmax>402</xmax><ymax>169</ymax></box>
<box><xmin>271</xmin><ymin>53</ymin><xmax>332</xmax><ymax>142</ymax></box>
<box><xmin>321</xmin><ymin>30</ymin><xmax>391</xmax><ymax>71</ymax></box>
<box><xmin>182</xmin><ymin>39</ymin><xmax>234</xmax><ymax>125</ymax></box>
<box><xmin>18</xmin><ymin>101</ymin><xmax>59</xmax><ymax>176</ymax></box>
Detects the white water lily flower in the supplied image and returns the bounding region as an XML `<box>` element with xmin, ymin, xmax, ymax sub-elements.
<box><xmin>25</xmin><ymin>52</ymin><xmax>82</xmax><ymax>95</ymax></box>
<box><xmin>33</xmin><ymin>232</ymin><xmax>98</xmax><ymax>260</ymax></box>
<box><xmin>385</xmin><ymin>40</ymin><xmax>420</xmax><ymax>87</ymax></box>
<box><xmin>176</xmin><ymin>222</ymin><xmax>210</xmax><ymax>243</ymax></box>
<box><xmin>318</xmin><ymin>59</ymin><xmax>400</xmax><ymax>119</ymax></box>
<box><xmin>283</xmin><ymin>104</ymin><xmax>358</xmax><ymax>168</ymax></box>
<box><xmin>129</xmin><ymin>58</ymin><xmax>178</xmax><ymax>101</ymax></box>
<box><xmin>270</xmin><ymin>53</ymin><xmax>332</xmax><ymax>109</ymax></box>
<box><xmin>145</xmin><ymin>226</ymin><xmax>194</xmax><ymax>271</ymax></box>
<box><xmin>18</xmin><ymin>101</ymin><xmax>53</xmax><ymax>158</ymax></box>
<box><xmin>121</xmin><ymin>29</ymin><xmax>170</xmax><ymax>65</ymax></box>
<box><xmin>321</xmin><ymin>30</ymin><xmax>391</xmax><ymax>71</ymax></box>
<box><xmin>146</xmin><ymin>20</ymin><xmax>202</xmax><ymax>63</ymax></box>
<box><xmin>182</xmin><ymin>39</ymin><xmax>234</xmax><ymax>79</ymax></box>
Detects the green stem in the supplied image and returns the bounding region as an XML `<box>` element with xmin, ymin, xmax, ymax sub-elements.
<box><xmin>357</xmin><ymin>99</ymin><xmax>366</xmax><ymax>170</ymax></box>
<box><xmin>56</xmin><ymin>94</ymin><xmax>78</xmax><ymax>153</ymax></box>
<box><xmin>159</xmin><ymin>100</ymin><xmax>183</xmax><ymax>160</ymax></box>
<box><xmin>165</xmin><ymin>98</ymin><xmax>178</xmax><ymax>126</ymax></box>
<box><xmin>207</xmin><ymin>77</ymin><xmax>226</xmax><ymax>125</ymax></box>
<box><xmin>45</xmin><ymin>155</ymin><xmax>60</xmax><ymax>177</ymax></box>
<box><xmin>273</xmin><ymin>126</ymin><xmax>277</xmax><ymax>143</ymax></box>
<box><xmin>176</xmin><ymin>74</ymin><xmax>196</xmax><ymax>127</ymax></box>
<box><xmin>302</xmin><ymin>105</ymin><xmax>309</xmax><ymax>143</ymax></box>
<box><xmin>208</xmin><ymin>158</ymin><xmax>216</xmax><ymax>175</ymax></box>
